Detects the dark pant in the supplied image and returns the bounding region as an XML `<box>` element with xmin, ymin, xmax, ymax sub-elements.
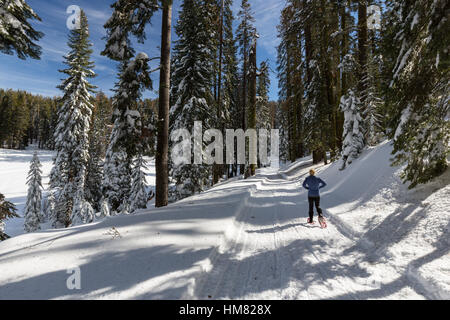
<box><xmin>308</xmin><ymin>197</ymin><xmax>323</xmax><ymax>221</ymax></box>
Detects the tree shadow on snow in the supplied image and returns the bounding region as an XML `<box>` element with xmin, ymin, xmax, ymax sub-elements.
<box><xmin>0</xmin><ymin>245</ymin><xmax>211</xmax><ymax>300</ymax></box>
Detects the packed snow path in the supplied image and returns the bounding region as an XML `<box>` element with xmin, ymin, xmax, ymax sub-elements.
<box><xmin>191</xmin><ymin>165</ymin><xmax>431</xmax><ymax>300</ymax></box>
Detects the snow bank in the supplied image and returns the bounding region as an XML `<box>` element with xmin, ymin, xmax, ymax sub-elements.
<box><xmin>286</xmin><ymin>141</ymin><xmax>450</xmax><ymax>299</ymax></box>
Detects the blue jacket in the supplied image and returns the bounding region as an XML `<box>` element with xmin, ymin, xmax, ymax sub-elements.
<box><xmin>303</xmin><ymin>175</ymin><xmax>327</xmax><ymax>197</ymax></box>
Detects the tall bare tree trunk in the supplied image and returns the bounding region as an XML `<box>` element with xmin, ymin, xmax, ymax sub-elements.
<box><xmin>156</xmin><ymin>1</ymin><xmax>172</xmax><ymax>208</ymax></box>
<box><xmin>240</xmin><ymin>28</ymin><xmax>248</xmax><ymax>176</ymax></box>
<box><xmin>213</xmin><ymin>0</ymin><xmax>225</xmax><ymax>185</ymax></box>
<box><xmin>248</xmin><ymin>40</ymin><xmax>257</xmax><ymax>177</ymax></box>
<box><xmin>336</xmin><ymin>0</ymin><xmax>349</xmax><ymax>152</ymax></box>
<box><xmin>304</xmin><ymin>0</ymin><xmax>313</xmax><ymax>84</ymax></box>
<box><xmin>358</xmin><ymin>1</ymin><xmax>368</xmax><ymax>101</ymax></box>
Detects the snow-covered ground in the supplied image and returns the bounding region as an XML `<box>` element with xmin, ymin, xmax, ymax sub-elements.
<box><xmin>0</xmin><ymin>147</ymin><xmax>156</xmax><ymax>237</ymax></box>
<box><xmin>0</xmin><ymin>147</ymin><xmax>55</xmax><ymax>237</ymax></box>
<box><xmin>0</xmin><ymin>142</ymin><xmax>448</xmax><ymax>300</ymax></box>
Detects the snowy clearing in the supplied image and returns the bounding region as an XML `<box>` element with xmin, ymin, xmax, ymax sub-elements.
<box><xmin>0</xmin><ymin>147</ymin><xmax>156</xmax><ymax>237</ymax></box>
<box><xmin>0</xmin><ymin>147</ymin><xmax>55</xmax><ymax>237</ymax></box>
<box><xmin>0</xmin><ymin>142</ymin><xmax>448</xmax><ymax>300</ymax></box>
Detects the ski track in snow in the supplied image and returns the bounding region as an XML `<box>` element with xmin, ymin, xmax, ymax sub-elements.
<box><xmin>190</xmin><ymin>165</ymin><xmax>428</xmax><ymax>300</ymax></box>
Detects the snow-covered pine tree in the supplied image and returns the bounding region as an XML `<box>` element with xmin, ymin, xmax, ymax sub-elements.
<box><xmin>99</xmin><ymin>198</ymin><xmax>110</xmax><ymax>218</ymax></box>
<box><xmin>339</xmin><ymin>89</ymin><xmax>364</xmax><ymax>170</ymax></box>
<box><xmin>102</xmin><ymin>0</ymin><xmax>159</xmax><ymax>62</ymax></box>
<box><xmin>277</xmin><ymin>1</ymin><xmax>306</xmax><ymax>162</ymax></box>
<box><xmin>84</xmin><ymin>136</ymin><xmax>104</xmax><ymax>212</ymax></box>
<box><xmin>303</xmin><ymin>58</ymin><xmax>328</xmax><ymax>164</ymax></box>
<box><xmin>276</xmin><ymin>3</ymin><xmax>295</xmax><ymax>163</ymax></box>
<box><xmin>102</xmin><ymin>133</ymin><xmax>131</xmax><ymax>214</ymax></box>
<box><xmin>361</xmin><ymin>57</ymin><xmax>384</xmax><ymax>146</ymax></box>
<box><xmin>49</xmin><ymin>10</ymin><xmax>96</xmax><ymax>228</ymax></box>
<box><xmin>102</xmin><ymin>0</ymin><xmax>159</xmax><ymax>210</ymax></box>
<box><xmin>129</xmin><ymin>153</ymin><xmax>148</xmax><ymax>213</ymax></box>
<box><xmin>0</xmin><ymin>0</ymin><xmax>43</xmax><ymax>59</ymax></box>
<box><xmin>24</xmin><ymin>152</ymin><xmax>43</xmax><ymax>232</ymax></box>
<box><xmin>169</xmin><ymin>0</ymin><xmax>216</xmax><ymax>200</ymax></box>
<box><xmin>85</xmin><ymin>93</ymin><xmax>113</xmax><ymax>212</ymax></box>
<box><xmin>44</xmin><ymin>189</ymin><xmax>56</xmax><ymax>224</ymax></box>
<box><xmin>141</xmin><ymin>101</ymin><xmax>157</xmax><ymax>156</ymax></box>
<box><xmin>256</xmin><ymin>60</ymin><xmax>272</xmax><ymax>131</ymax></box>
<box><xmin>360</xmin><ymin>6</ymin><xmax>384</xmax><ymax>147</ymax></box>
<box><xmin>71</xmin><ymin>195</ymin><xmax>94</xmax><ymax>226</ymax></box>
<box><xmin>222</xmin><ymin>0</ymin><xmax>239</xmax><ymax>132</ymax></box>
<box><xmin>274</xmin><ymin>102</ymin><xmax>289</xmax><ymax>163</ymax></box>
<box><xmin>235</xmin><ymin>0</ymin><xmax>258</xmax><ymax>175</ymax></box>
<box><xmin>102</xmin><ymin>53</ymin><xmax>152</xmax><ymax>212</ymax></box>
<box><xmin>222</xmin><ymin>0</ymin><xmax>240</xmax><ymax>178</ymax></box>
<box><xmin>0</xmin><ymin>193</ymin><xmax>18</xmax><ymax>240</ymax></box>
<box><xmin>388</xmin><ymin>0</ymin><xmax>449</xmax><ymax>188</ymax></box>
<box><xmin>338</xmin><ymin>48</ymin><xmax>368</xmax><ymax>170</ymax></box>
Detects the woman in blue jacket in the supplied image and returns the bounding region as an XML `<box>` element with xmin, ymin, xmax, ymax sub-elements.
<box><xmin>302</xmin><ymin>169</ymin><xmax>327</xmax><ymax>224</ymax></box>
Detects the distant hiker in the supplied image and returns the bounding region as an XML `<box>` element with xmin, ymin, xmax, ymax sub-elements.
<box><xmin>302</xmin><ymin>169</ymin><xmax>327</xmax><ymax>226</ymax></box>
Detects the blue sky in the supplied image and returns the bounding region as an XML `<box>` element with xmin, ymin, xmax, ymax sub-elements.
<box><xmin>0</xmin><ymin>0</ymin><xmax>283</xmax><ymax>101</ymax></box>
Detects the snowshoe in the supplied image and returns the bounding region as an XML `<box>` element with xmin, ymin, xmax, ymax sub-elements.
<box><xmin>307</xmin><ymin>218</ymin><xmax>314</xmax><ymax>224</ymax></box>
<box><xmin>318</xmin><ymin>216</ymin><xmax>327</xmax><ymax>229</ymax></box>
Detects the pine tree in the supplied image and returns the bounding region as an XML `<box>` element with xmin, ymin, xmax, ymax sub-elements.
<box><xmin>0</xmin><ymin>93</ymin><xmax>14</xmax><ymax>147</ymax></box>
<box><xmin>256</xmin><ymin>61</ymin><xmax>271</xmax><ymax>131</ymax></box>
<box><xmin>218</xmin><ymin>0</ymin><xmax>240</xmax><ymax>178</ymax></box>
<box><xmin>0</xmin><ymin>90</ymin><xmax>59</xmax><ymax>150</ymax></box>
<box><xmin>0</xmin><ymin>193</ymin><xmax>18</xmax><ymax>240</ymax></box>
<box><xmin>247</xmin><ymin>36</ymin><xmax>257</xmax><ymax>177</ymax></box>
<box><xmin>169</xmin><ymin>0</ymin><xmax>216</xmax><ymax>200</ymax></box>
<box><xmin>235</xmin><ymin>0</ymin><xmax>257</xmax><ymax>175</ymax></box>
<box><xmin>85</xmin><ymin>93</ymin><xmax>113</xmax><ymax>211</ymax></box>
<box><xmin>363</xmin><ymin>3</ymin><xmax>384</xmax><ymax>146</ymax></box>
<box><xmin>45</xmin><ymin>189</ymin><xmax>56</xmax><ymax>224</ymax></box>
<box><xmin>71</xmin><ymin>199</ymin><xmax>94</xmax><ymax>226</ymax></box>
<box><xmin>212</xmin><ymin>0</ymin><xmax>225</xmax><ymax>184</ymax></box>
<box><xmin>274</xmin><ymin>102</ymin><xmax>289</xmax><ymax>163</ymax></box>
<box><xmin>102</xmin><ymin>0</ymin><xmax>159</xmax><ymax>62</ymax></box>
<box><xmin>102</xmin><ymin>0</ymin><xmax>170</xmax><ymax>208</ymax></box>
<box><xmin>236</xmin><ymin>0</ymin><xmax>256</xmax><ymax>133</ymax></box>
<box><xmin>222</xmin><ymin>0</ymin><xmax>239</xmax><ymax>130</ymax></box>
<box><xmin>49</xmin><ymin>10</ymin><xmax>96</xmax><ymax>228</ymax></box>
<box><xmin>339</xmin><ymin>89</ymin><xmax>364</xmax><ymax>170</ymax></box>
<box><xmin>362</xmin><ymin>54</ymin><xmax>384</xmax><ymax>146</ymax></box>
<box><xmin>24</xmin><ymin>152</ymin><xmax>43</xmax><ymax>232</ymax></box>
<box><xmin>357</xmin><ymin>1</ymin><xmax>368</xmax><ymax>104</ymax></box>
<box><xmin>140</xmin><ymin>99</ymin><xmax>158</xmax><ymax>157</ymax></box>
<box><xmin>102</xmin><ymin>53</ymin><xmax>152</xmax><ymax>212</ymax></box>
<box><xmin>99</xmin><ymin>199</ymin><xmax>110</xmax><ymax>218</ymax></box>
<box><xmin>129</xmin><ymin>153</ymin><xmax>148</xmax><ymax>213</ymax></box>
<box><xmin>0</xmin><ymin>91</ymin><xmax>30</xmax><ymax>149</ymax></box>
<box><xmin>0</xmin><ymin>0</ymin><xmax>43</xmax><ymax>59</ymax></box>
<box><xmin>388</xmin><ymin>0</ymin><xmax>450</xmax><ymax>188</ymax></box>
<box><xmin>277</xmin><ymin>1</ymin><xmax>304</xmax><ymax>162</ymax></box>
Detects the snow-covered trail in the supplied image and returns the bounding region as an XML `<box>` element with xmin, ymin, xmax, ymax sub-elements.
<box><xmin>191</xmin><ymin>165</ymin><xmax>427</xmax><ymax>300</ymax></box>
<box><xmin>1</xmin><ymin>142</ymin><xmax>447</xmax><ymax>300</ymax></box>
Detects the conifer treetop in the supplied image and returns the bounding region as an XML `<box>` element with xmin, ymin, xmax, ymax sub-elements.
<box><xmin>102</xmin><ymin>0</ymin><xmax>159</xmax><ymax>62</ymax></box>
<box><xmin>0</xmin><ymin>0</ymin><xmax>43</xmax><ymax>59</ymax></box>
